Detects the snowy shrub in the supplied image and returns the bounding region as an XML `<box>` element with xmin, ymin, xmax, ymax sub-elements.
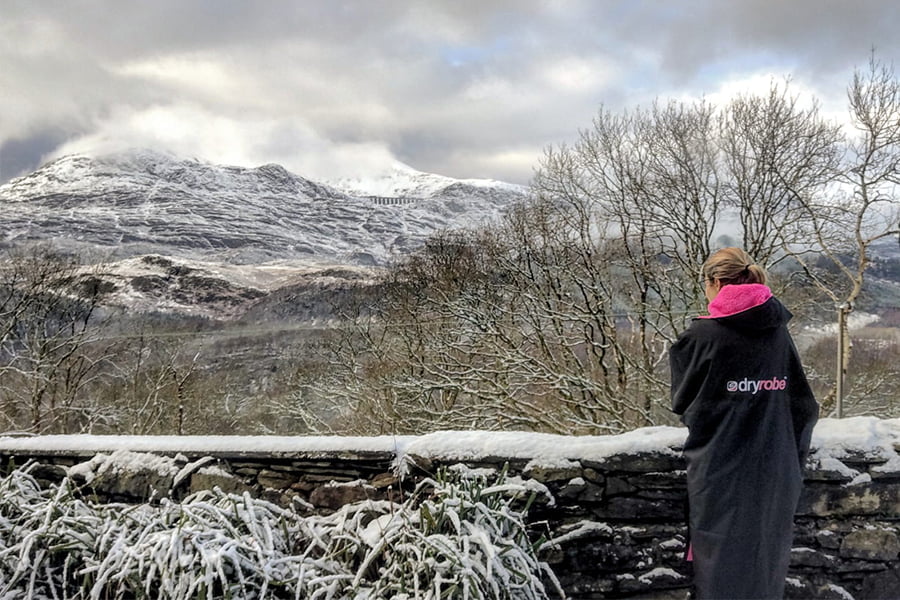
<box><xmin>0</xmin><ymin>461</ymin><xmax>562</xmax><ymax>599</ymax></box>
<box><xmin>311</xmin><ymin>465</ymin><xmax>562</xmax><ymax>599</ymax></box>
<box><xmin>0</xmin><ymin>466</ymin><xmax>106</xmax><ymax>598</ymax></box>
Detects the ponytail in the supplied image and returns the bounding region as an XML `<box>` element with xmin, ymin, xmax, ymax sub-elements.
<box><xmin>703</xmin><ymin>248</ymin><xmax>767</xmax><ymax>286</ymax></box>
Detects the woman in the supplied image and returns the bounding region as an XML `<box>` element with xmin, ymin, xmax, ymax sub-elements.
<box><xmin>669</xmin><ymin>248</ymin><xmax>818</xmax><ymax>599</ymax></box>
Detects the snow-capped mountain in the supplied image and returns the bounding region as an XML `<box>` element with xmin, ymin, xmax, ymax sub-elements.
<box><xmin>0</xmin><ymin>149</ymin><xmax>527</xmax><ymax>267</ymax></box>
<box><xmin>329</xmin><ymin>161</ymin><xmax>526</xmax><ymax>199</ymax></box>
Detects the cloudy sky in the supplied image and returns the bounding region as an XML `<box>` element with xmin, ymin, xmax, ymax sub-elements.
<box><xmin>2</xmin><ymin>1</ymin><xmax>899</xmax><ymax>186</ymax></box>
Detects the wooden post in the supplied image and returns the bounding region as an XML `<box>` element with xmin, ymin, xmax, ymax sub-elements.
<box><xmin>836</xmin><ymin>303</ymin><xmax>848</xmax><ymax>419</ymax></box>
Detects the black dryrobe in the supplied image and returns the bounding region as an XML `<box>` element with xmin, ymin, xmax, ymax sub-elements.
<box><xmin>670</xmin><ymin>295</ymin><xmax>818</xmax><ymax>600</ymax></box>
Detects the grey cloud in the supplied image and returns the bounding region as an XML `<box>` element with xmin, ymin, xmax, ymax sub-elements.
<box><xmin>723</xmin><ymin>0</ymin><xmax>900</xmax><ymax>58</ymax></box>
<box><xmin>3</xmin><ymin>1</ymin><xmax>900</xmax><ymax>186</ymax></box>
<box><xmin>0</xmin><ymin>130</ymin><xmax>73</xmax><ymax>184</ymax></box>
<box><xmin>646</xmin><ymin>0</ymin><xmax>900</xmax><ymax>82</ymax></box>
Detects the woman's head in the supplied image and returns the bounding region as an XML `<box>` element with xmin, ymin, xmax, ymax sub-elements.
<box><xmin>702</xmin><ymin>247</ymin><xmax>766</xmax><ymax>302</ymax></box>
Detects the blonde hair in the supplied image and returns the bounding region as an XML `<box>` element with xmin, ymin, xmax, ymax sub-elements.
<box><xmin>702</xmin><ymin>247</ymin><xmax>767</xmax><ymax>286</ymax></box>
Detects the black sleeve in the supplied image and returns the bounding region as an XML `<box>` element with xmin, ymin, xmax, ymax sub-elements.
<box><xmin>669</xmin><ymin>327</ymin><xmax>710</xmax><ymax>416</ymax></box>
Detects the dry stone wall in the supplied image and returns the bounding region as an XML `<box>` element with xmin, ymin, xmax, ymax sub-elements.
<box><xmin>1</xmin><ymin>424</ymin><xmax>898</xmax><ymax>599</ymax></box>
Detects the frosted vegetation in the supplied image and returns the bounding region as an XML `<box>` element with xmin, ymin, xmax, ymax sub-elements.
<box><xmin>0</xmin><ymin>462</ymin><xmax>561</xmax><ymax>599</ymax></box>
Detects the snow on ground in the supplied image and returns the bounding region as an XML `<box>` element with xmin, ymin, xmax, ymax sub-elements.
<box><xmin>404</xmin><ymin>426</ymin><xmax>688</xmax><ymax>463</ymax></box>
<box><xmin>0</xmin><ymin>417</ymin><xmax>897</xmax><ymax>471</ymax></box>
<box><xmin>0</xmin><ymin>427</ymin><xmax>689</xmax><ymax>467</ymax></box>
<box><xmin>794</xmin><ymin>311</ymin><xmax>882</xmax><ymax>351</ymax></box>
<box><xmin>805</xmin><ymin>311</ymin><xmax>882</xmax><ymax>335</ymax></box>
<box><xmin>638</xmin><ymin>567</ymin><xmax>685</xmax><ymax>584</ymax></box>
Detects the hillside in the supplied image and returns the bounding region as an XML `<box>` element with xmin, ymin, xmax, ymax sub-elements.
<box><xmin>0</xmin><ymin>149</ymin><xmax>527</xmax><ymax>319</ymax></box>
<box><xmin>0</xmin><ymin>149</ymin><xmax>527</xmax><ymax>267</ymax></box>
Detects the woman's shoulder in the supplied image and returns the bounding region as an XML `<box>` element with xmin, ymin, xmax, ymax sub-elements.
<box><xmin>672</xmin><ymin>318</ymin><xmax>720</xmax><ymax>353</ymax></box>
<box><xmin>682</xmin><ymin>317</ymin><xmax>723</xmax><ymax>338</ymax></box>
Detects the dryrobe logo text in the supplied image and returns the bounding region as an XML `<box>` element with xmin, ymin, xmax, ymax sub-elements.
<box><xmin>726</xmin><ymin>377</ymin><xmax>787</xmax><ymax>394</ymax></box>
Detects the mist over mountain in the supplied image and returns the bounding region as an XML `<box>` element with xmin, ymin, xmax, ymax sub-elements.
<box><xmin>0</xmin><ymin>149</ymin><xmax>527</xmax><ymax>267</ymax></box>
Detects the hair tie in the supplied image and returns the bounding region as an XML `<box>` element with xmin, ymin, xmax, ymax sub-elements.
<box><xmin>743</xmin><ymin>264</ymin><xmax>751</xmax><ymax>273</ymax></box>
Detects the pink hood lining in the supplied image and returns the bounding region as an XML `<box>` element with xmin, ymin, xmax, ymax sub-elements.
<box><xmin>699</xmin><ymin>284</ymin><xmax>773</xmax><ymax>319</ymax></box>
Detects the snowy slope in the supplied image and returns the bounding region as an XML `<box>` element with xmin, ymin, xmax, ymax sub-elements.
<box><xmin>330</xmin><ymin>160</ymin><xmax>526</xmax><ymax>199</ymax></box>
<box><xmin>72</xmin><ymin>253</ymin><xmax>382</xmax><ymax>320</ymax></box>
<box><xmin>0</xmin><ymin>149</ymin><xmax>528</xmax><ymax>266</ymax></box>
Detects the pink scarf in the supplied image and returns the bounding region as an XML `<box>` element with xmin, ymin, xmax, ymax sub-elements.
<box><xmin>700</xmin><ymin>284</ymin><xmax>772</xmax><ymax>319</ymax></box>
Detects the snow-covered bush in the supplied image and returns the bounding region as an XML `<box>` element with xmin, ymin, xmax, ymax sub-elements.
<box><xmin>332</xmin><ymin>465</ymin><xmax>561</xmax><ymax>599</ymax></box>
<box><xmin>0</xmin><ymin>462</ymin><xmax>561</xmax><ymax>599</ymax></box>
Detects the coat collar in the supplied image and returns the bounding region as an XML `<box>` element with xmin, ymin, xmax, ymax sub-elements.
<box><xmin>700</xmin><ymin>284</ymin><xmax>773</xmax><ymax>319</ymax></box>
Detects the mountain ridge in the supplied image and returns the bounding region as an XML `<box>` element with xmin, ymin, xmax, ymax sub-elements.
<box><xmin>0</xmin><ymin>149</ymin><xmax>527</xmax><ymax>267</ymax></box>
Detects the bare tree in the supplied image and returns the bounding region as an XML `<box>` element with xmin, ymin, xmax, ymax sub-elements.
<box><xmin>787</xmin><ymin>56</ymin><xmax>900</xmax><ymax>413</ymax></box>
<box><xmin>100</xmin><ymin>331</ymin><xmax>203</xmax><ymax>435</ymax></box>
<box><xmin>305</xmin><ymin>210</ymin><xmax>679</xmax><ymax>435</ymax></box>
<box><xmin>301</xmin><ymin>230</ymin><xmax>534</xmax><ymax>434</ymax></box>
<box><xmin>720</xmin><ymin>80</ymin><xmax>843</xmax><ymax>265</ymax></box>
<box><xmin>0</xmin><ymin>246</ymin><xmax>112</xmax><ymax>433</ymax></box>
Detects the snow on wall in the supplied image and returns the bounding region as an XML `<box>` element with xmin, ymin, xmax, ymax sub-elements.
<box><xmin>0</xmin><ymin>417</ymin><xmax>897</xmax><ymax>471</ymax></box>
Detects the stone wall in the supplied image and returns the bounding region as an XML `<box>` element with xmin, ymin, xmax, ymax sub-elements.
<box><xmin>1</xmin><ymin>420</ymin><xmax>898</xmax><ymax>599</ymax></box>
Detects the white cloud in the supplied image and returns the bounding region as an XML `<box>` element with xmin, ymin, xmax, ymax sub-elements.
<box><xmin>47</xmin><ymin>103</ymin><xmax>400</xmax><ymax>181</ymax></box>
<box><xmin>539</xmin><ymin>56</ymin><xmax>616</xmax><ymax>93</ymax></box>
<box><xmin>445</xmin><ymin>146</ymin><xmax>540</xmax><ymax>184</ymax></box>
<box><xmin>113</xmin><ymin>55</ymin><xmax>244</xmax><ymax>101</ymax></box>
<box><xmin>671</xmin><ymin>71</ymin><xmax>853</xmax><ymax>131</ymax></box>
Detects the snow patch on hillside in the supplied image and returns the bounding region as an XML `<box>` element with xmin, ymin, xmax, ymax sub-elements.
<box><xmin>804</xmin><ymin>312</ymin><xmax>881</xmax><ymax>335</ymax></box>
<box><xmin>329</xmin><ymin>161</ymin><xmax>527</xmax><ymax>199</ymax></box>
